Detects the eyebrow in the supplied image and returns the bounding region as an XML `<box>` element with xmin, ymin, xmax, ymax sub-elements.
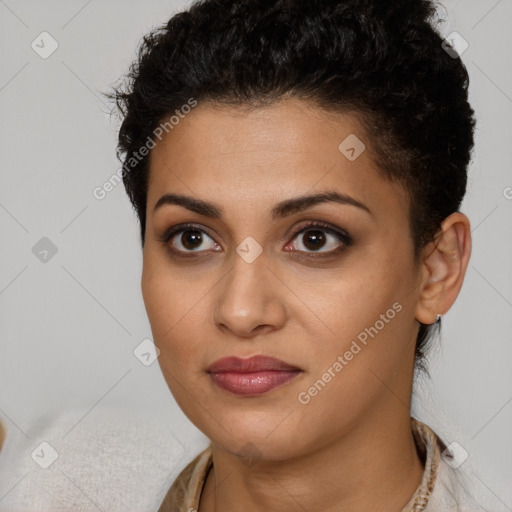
<box><xmin>153</xmin><ymin>190</ymin><xmax>373</xmax><ymax>220</ymax></box>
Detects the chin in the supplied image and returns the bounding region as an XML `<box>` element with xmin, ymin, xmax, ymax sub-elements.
<box><xmin>207</xmin><ymin>410</ymin><xmax>308</xmax><ymax>462</ymax></box>
<box><xmin>225</xmin><ymin>434</ymin><xmax>303</xmax><ymax>463</ymax></box>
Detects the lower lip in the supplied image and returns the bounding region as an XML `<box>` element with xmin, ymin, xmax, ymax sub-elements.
<box><xmin>209</xmin><ymin>370</ymin><xmax>302</xmax><ymax>396</ymax></box>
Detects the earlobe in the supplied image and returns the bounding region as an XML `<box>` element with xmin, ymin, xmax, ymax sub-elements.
<box><xmin>414</xmin><ymin>213</ymin><xmax>472</xmax><ymax>325</ymax></box>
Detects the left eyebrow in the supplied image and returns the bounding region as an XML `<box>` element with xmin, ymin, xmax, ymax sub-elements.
<box><xmin>270</xmin><ymin>191</ymin><xmax>373</xmax><ymax>219</ymax></box>
<box><xmin>153</xmin><ymin>190</ymin><xmax>373</xmax><ymax>219</ymax></box>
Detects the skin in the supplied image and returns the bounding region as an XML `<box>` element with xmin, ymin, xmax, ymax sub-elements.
<box><xmin>141</xmin><ymin>98</ymin><xmax>472</xmax><ymax>512</ymax></box>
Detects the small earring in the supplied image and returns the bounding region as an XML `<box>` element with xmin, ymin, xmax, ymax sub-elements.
<box><xmin>434</xmin><ymin>313</ymin><xmax>442</xmax><ymax>325</ymax></box>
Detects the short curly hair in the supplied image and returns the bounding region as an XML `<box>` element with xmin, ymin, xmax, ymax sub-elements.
<box><xmin>106</xmin><ymin>0</ymin><xmax>476</xmax><ymax>372</ymax></box>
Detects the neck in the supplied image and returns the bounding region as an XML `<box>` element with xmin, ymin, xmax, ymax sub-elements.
<box><xmin>199</xmin><ymin>404</ymin><xmax>425</xmax><ymax>512</ymax></box>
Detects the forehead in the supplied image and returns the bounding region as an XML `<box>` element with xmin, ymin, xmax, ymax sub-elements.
<box><xmin>147</xmin><ymin>99</ymin><xmax>409</xmax><ymax>220</ymax></box>
<box><xmin>149</xmin><ymin>99</ymin><xmax>366</xmax><ymax>174</ymax></box>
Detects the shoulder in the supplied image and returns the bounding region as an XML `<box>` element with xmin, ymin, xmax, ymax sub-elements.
<box><xmin>415</xmin><ymin>421</ymin><xmax>490</xmax><ymax>512</ymax></box>
<box><xmin>0</xmin><ymin>407</ymin><xmax>198</xmax><ymax>511</ymax></box>
<box><xmin>426</xmin><ymin>459</ymin><xmax>489</xmax><ymax>512</ymax></box>
<box><xmin>157</xmin><ymin>444</ymin><xmax>213</xmax><ymax>512</ymax></box>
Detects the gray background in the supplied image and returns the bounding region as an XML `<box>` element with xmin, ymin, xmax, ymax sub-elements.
<box><xmin>0</xmin><ymin>0</ymin><xmax>511</xmax><ymax>508</ymax></box>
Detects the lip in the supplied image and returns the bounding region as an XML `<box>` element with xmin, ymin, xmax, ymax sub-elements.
<box><xmin>206</xmin><ymin>355</ymin><xmax>303</xmax><ymax>396</ymax></box>
<box><xmin>207</xmin><ymin>355</ymin><xmax>301</xmax><ymax>373</ymax></box>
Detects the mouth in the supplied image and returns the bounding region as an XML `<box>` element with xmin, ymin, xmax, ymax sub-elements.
<box><xmin>206</xmin><ymin>355</ymin><xmax>303</xmax><ymax>396</ymax></box>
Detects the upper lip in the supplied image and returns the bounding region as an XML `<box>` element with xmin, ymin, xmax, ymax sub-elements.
<box><xmin>206</xmin><ymin>355</ymin><xmax>302</xmax><ymax>374</ymax></box>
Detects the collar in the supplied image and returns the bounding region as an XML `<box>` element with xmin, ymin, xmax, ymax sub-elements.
<box><xmin>158</xmin><ymin>417</ymin><xmax>442</xmax><ymax>512</ymax></box>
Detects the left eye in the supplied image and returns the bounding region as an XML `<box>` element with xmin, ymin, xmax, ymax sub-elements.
<box><xmin>287</xmin><ymin>224</ymin><xmax>351</xmax><ymax>254</ymax></box>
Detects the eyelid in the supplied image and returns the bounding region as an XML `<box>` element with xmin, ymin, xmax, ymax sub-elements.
<box><xmin>158</xmin><ymin>222</ymin><xmax>211</xmax><ymax>240</ymax></box>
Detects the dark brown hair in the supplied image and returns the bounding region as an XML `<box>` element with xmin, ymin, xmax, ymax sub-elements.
<box><xmin>106</xmin><ymin>0</ymin><xmax>476</xmax><ymax>371</ymax></box>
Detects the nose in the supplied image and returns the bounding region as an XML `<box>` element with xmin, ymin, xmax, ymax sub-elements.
<box><xmin>212</xmin><ymin>251</ymin><xmax>287</xmax><ymax>339</ymax></box>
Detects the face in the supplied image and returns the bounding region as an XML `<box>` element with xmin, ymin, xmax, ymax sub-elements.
<box><xmin>142</xmin><ymin>98</ymin><xmax>424</xmax><ymax>461</ymax></box>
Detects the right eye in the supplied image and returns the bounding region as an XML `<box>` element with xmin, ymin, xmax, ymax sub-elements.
<box><xmin>159</xmin><ymin>223</ymin><xmax>222</xmax><ymax>256</ymax></box>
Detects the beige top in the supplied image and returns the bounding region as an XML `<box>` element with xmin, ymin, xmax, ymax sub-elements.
<box><xmin>0</xmin><ymin>420</ymin><xmax>5</xmax><ymax>453</ymax></box>
<box><xmin>157</xmin><ymin>418</ymin><xmax>484</xmax><ymax>512</ymax></box>
<box><xmin>0</xmin><ymin>417</ymin><xmax>488</xmax><ymax>510</ymax></box>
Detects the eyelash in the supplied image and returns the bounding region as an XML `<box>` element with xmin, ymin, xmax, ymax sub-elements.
<box><xmin>157</xmin><ymin>221</ymin><xmax>353</xmax><ymax>258</ymax></box>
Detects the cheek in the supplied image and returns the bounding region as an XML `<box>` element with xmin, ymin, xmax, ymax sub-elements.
<box><xmin>295</xmin><ymin>266</ymin><xmax>401</xmax><ymax>344</ymax></box>
<box><xmin>289</xmin><ymin>254</ymin><xmax>413</xmax><ymax>395</ymax></box>
<box><xmin>141</xmin><ymin>262</ymin><xmax>213</xmax><ymax>376</ymax></box>
<box><xmin>142</xmin><ymin>257</ymin><xmax>199</xmax><ymax>335</ymax></box>
<box><xmin>290</xmin><ymin>302</ymin><xmax>411</xmax><ymax>444</ymax></box>
<box><xmin>142</xmin><ymin>269</ymin><xmax>207</xmax><ymax>415</ymax></box>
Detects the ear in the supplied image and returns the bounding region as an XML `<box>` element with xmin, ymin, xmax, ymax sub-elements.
<box><xmin>415</xmin><ymin>212</ymin><xmax>472</xmax><ymax>325</ymax></box>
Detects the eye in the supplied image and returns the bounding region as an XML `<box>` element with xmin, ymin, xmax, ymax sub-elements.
<box><xmin>159</xmin><ymin>223</ymin><xmax>221</xmax><ymax>255</ymax></box>
<box><xmin>286</xmin><ymin>221</ymin><xmax>352</xmax><ymax>256</ymax></box>
<box><xmin>158</xmin><ymin>221</ymin><xmax>352</xmax><ymax>258</ymax></box>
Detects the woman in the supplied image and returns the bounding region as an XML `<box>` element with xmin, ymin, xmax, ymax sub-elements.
<box><xmin>108</xmin><ymin>0</ymin><xmax>486</xmax><ymax>510</ymax></box>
